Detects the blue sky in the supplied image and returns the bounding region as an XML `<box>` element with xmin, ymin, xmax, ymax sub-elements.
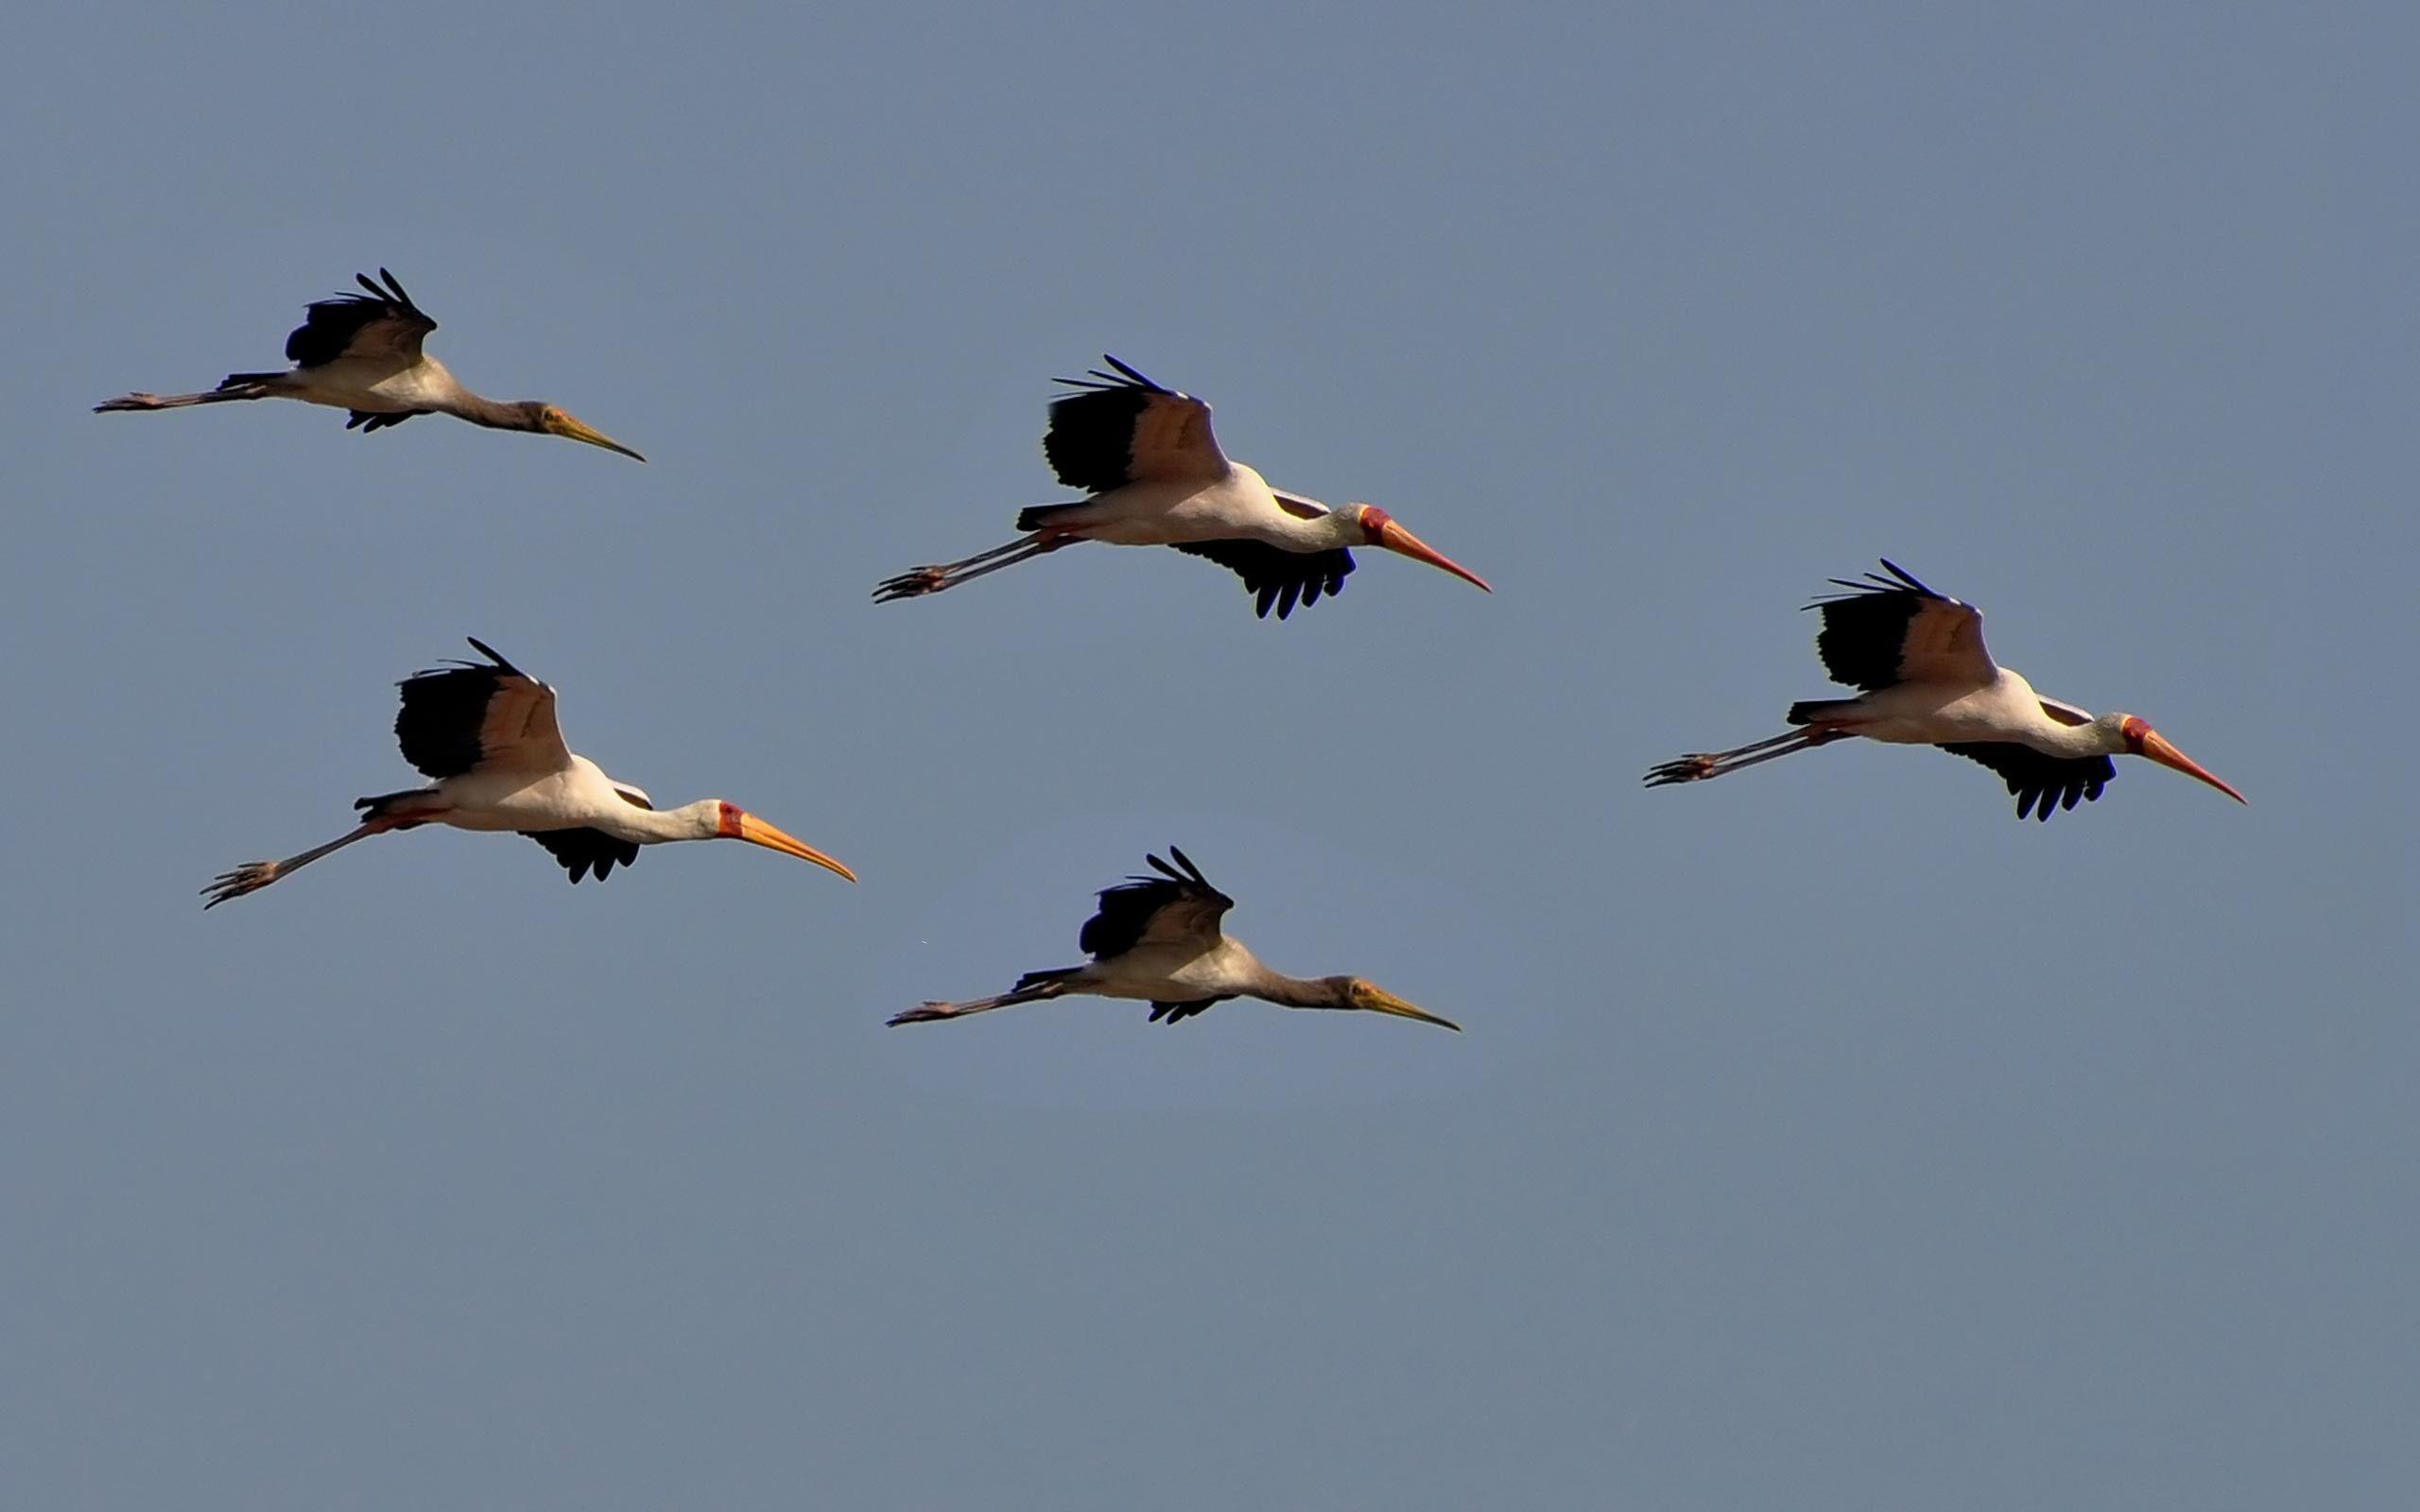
<box><xmin>4</xmin><ymin>3</ymin><xmax>2413</xmax><ymax>1506</ymax></box>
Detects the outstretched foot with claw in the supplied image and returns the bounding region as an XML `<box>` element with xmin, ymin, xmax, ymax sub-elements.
<box><xmin>888</xmin><ymin>1002</ymin><xmax>967</xmax><ymax>1026</ymax></box>
<box><xmin>201</xmin><ymin>862</ymin><xmax>281</xmax><ymax>909</ymax></box>
<box><xmin>873</xmin><ymin>566</ymin><xmax>953</xmax><ymax>604</ymax></box>
<box><xmin>1643</xmin><ymin>754</ymin><xmax>1721</xmax><ymax>786</ymax></box>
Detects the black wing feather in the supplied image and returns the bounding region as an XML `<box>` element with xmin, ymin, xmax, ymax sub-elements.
<box><xmin>285</xmin><ymin>267</ymin><xmax>437</xmax><ymax>368</ymax></box>
<box><xmin>1939</xmin><ymin>742</ymin><xmax>2117</xmax><ymax>821</ymax></box>
<box><xmin>1077</xmin><ymin>848</ymin><xmax>1235</xmax><ymax>959</ymax></box>
<box><xmin>523</xmin><ymin>829</ymin><xmax>642</xmax><ymax>883</ymax></box>
<box><xmin>1170</xmin><ymin>540</ymin><xmax>1357</xmax><ymax>619</ymax></box>
<box><xmin>392</xmin><ymin>639</ymin><xmax>520</xmax><ymax>780</ymax></box>
<box><xmin>1804</xmin><ymin>558</ymin><xmax>1945</xmax><ymax>693</ymax></box>
<box><xmin>1149</xmin><ymin>997</ymin><xmax>1231</xmax><ymax>1024</ymax></box>
<box><xmin>1043</xmin><ymin>357</ymin><xmax>1173</xmax><ymax>491</ymax></box>
<box><xmin>346</xmin><ymin>410</ymin><xmax>426</xmax><ymax>432</ymax></box>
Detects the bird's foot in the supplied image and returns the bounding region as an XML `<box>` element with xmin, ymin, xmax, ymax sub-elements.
<box><xmin>872</xmin><ymin>567</ymin><xmax>952</xmax><ymax>603</ymax></box>
<box><xmin>94</xmin><ymin>392</ymin><xmax>162</xmax><ymax>413</ymax></box>
<box><xmin>1642</xmin><ymin>754</ymin><xmax>1720</xmax><ymax>786</ymax></box>
<box><xmin>200</xmin><ymin>862</ymin><xmax>279</xmax><ymax>909</ymax></box>
<box><xmin>886</xmin><ymin>1002</ymin><xmax>960</xmax><ymax>1026</ymax></box>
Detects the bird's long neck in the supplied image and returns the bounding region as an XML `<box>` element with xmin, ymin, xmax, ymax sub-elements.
<box><xmin>1246</xmin><ymin>967</ymin><xmax>1353</xmax><ymax>1009</ymax></box>
<box><xmin>440</xmin><ymin>390</ymin><xmax>544</xmax><ymax>432</ymax></box>
<box><xmin>607</xmin><ymin>799</ymin><xmax>719</xmax><ymax>843</ymax></box>
<box><xmin>2029</xmin><ymin>714</ymin><xmax>2127</xmax><ymax>759</ymax></box>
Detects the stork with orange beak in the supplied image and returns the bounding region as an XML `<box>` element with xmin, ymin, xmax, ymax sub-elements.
<box><xmin>1645</xmin><ymin>560</ymin><xmax>2246</xmax><ymax>820</ymax></box>
<box><xmin>874</xmin><ymin>356</ymin><xmax>1490</xmax><ymax>619</ymax></box>
<box><xmin>202</xmin><ymin>639</ymin><xmax>853</xmax><ymax>907</ymax></box>
<box><xmin>96</xmin><ymin>268</ymin><xmax>645</xmax><ymax>461</ymax></box>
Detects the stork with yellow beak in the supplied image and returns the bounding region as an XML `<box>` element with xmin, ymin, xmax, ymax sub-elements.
<box><xmin>890</xmin><ymin>847</ymin><xmax>1461</xmax><ymax>1030</ymax></box>
<box><xmin>97</xmin><ymin>268</ymin><xmax>645</xmax><ymax>461</ymax></box>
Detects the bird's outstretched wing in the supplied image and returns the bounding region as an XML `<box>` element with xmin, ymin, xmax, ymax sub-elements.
<box><xmin>1171</xmin><ymin>539</ymin><xmax>1357</xmax><ymax>620</ymax></box>
<box><xmin>1806</xmin><ymin>559</ymin><xmax>1996</xmax><ymax>692</ymax></box>
<box><xmin>286</xmin><ymin>268</ymin><xmax>438</xmax><ymax>369</ymax></box>
<box><xmin>1940</xmin><ymin>742</ymin><xmax>2116</xmax><ymax>821</ymax></box>
<box><xmin>1044</xmin><ymin>355</ymin><xmax>1229</xmax><ymax>490</ymax></box>
<box><xmin>1079</xmin><ymin>847</ymin><xmax>1236</xmax><ymax>958</ymax></box>
<box><xmin>522</xmin><ymin>828</ymin><xmax>641</xmax><ymax>883</ymax></box>
<box><xmin>393</xmin><ymin>637</ymin><xmax>573</xmax><ymax>780</ymax></box>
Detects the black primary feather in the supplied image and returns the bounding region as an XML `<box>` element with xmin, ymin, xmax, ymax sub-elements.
<box><xmin>1804</xmin><ymin>558</ymin><xmax>1947</xmax><ymax>693</ymax></box>
<box><xmin>1042</xmin><ymin>355</ymin><xmax>1174</xmax><ymax>492</ymax></box>
<box><xmin>285</xmin><ymin>267</ymin><xmax>436</xmax><ymax>368</ymax></box>
<box><xmin>1149</xmin><ymin>997</ymin><xmax>1230</xmax><ymax>1024</ymax></box>
<box><xmin>1077</xmin><ymin>847</ymin><xmax>1234</xmax><ymax>959</ymax></box>
<box><xmin>523</xmin><ymin>828</ymin><xmax>641</xmax><ymax>883</ymax></box>
<box><xmin>1939</xmin><ymin>742</ymin><xmax>2117</xmax><ymax>821</ymax></box>
<box><xmin>391</xmin><ymin>639</ymin><xmax>522</xmax><ymax>780</ymax></box>
<box><xmin>346</xmin><ymin>410</ymin><xmax>425</xmax><ymax>432</ymax></box>
<box><xmin>1171</xmin><ymin>539</ymin><xmax>1356</xmax><ymax>619</ymax></box>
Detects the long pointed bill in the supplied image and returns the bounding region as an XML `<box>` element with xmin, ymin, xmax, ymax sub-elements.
<box><xmin>545</xmin><ymin>410</ymin><xmax>648</xmax><ymax>462</ymax></box>
<box><xmin>1375</xmin><ymin>519</ymin><xmax>1492</xmax><ymax>593</ymax></box>
<box><xmin>1358</xmin><ymin>986</ymin><xmax>1462</xmax><ymax>1032</ymax></box>
<box><xmin>737</xmin><ymin>814</ymin><xmax>858</xmax><ymax>881</ymax></box>
<box><xmin>2139</xmin><ymin>730</ymin><xmax>2247</xmax><ymax>804</ymax></box>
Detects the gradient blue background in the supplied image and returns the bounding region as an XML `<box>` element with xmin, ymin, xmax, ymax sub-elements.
<box><xmin>5</xmin><ymin>3</ymin><xmax>2412</xmax><ymax>1506</ymax></box>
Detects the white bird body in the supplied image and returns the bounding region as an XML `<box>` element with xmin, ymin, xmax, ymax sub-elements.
<box><xmin>875</xmin><ymin>356</ymin><xmax>1488</xmax><ymax>619</ymax></box>
<box><xmin>417</xmin><ymin>754</ymin><xmax>678</xmax><ymax>837</ymax></box>
<box><xmin>201</xmin><ymin>639</ymin><xmax>852</xmax><ymax>907</ymax></box>
<box><xmin>1048</xmin><ymin>465</ymin><xmax>1332</xmax><ymax>547</ymax></box>
<box><xmin>1070</xmin><ymin>936</ymin><xmax>1274</xmax><ymax>1004</ymax></box>
<box><xmin>1828</xmin><ymin>665</ymin><xmax>2067</xmax><ymax>747</ymax></box>
<box><xmin>1647</xmin><ymin>560</ymin><xmax>2244</xmax><ymax>820</ymax></box>
<box><xmin>284</xmin><ymin>352</ymin><xmax>468</xmax><ymax>417</ymax></box>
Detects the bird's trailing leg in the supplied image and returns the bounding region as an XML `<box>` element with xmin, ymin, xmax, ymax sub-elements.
<box><xmin>887</xmin><ymin>971</ymin><xmax>1073</xmax><ymax>1026</ymax></box>
<box><xmin>200</xmin><ymin>818</ymin><xmax>403</xmax><ymax>909</ymax></box>
<box><xmin>873</xmin><ymin>533</ymin><xmax>1075</xmax><ymax>603</ymax></box>
<box><xmin>1643</xmin><ymin>728</ymin><xmax>1848</xmax><ymax>787</ymax></box>
<box><xmin>95</xmin><ymin>380</ymin><xmax>276</xmax><ymax>414</ymax></box>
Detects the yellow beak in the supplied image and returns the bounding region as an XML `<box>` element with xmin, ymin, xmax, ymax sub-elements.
<box><xmin>544</xmin><ymin>409</ymin><xmax>648</xmax><ymax>462</ymax></box>
<box><xmin>1358</xmin><ymin>985</ymin><xmax>1462</xmax><ymax>1032</ymax></box>
<box><xmin>2139</xmin><ymin>730</ymin><xmax>2246</xmax><ymax>805</ymax></box>
<box><xmin>1375</xmin><ymin>518</ymin><xmax>1492</xmax><ymax>593</ymax></box>
<box><xmin>737</xmin><ymin>814</ymin><xmax>857</xmax><ymax>882</ymax></box>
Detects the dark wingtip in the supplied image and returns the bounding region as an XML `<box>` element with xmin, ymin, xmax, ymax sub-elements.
<box><xmin>463</xmin><ymin>636</ymin><xmax>522</xmax><ymax>674</ymax></box>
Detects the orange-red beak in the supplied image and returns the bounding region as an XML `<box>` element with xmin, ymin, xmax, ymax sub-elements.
<box><xmin>1374</xmin><ymin>516</ymin><xmax>1492</xmax><ymax>593</ymax></box>
<box><xmin>724</xmin><ymin>807</ymin><xmax>857</xmax><ymax>881</ymax></box>
<box><xmin>2138</xmin><ymin>729</ymin><xmax>2246</xmax><ymax>805</ymax></box>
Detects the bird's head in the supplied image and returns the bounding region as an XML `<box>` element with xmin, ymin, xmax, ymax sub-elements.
<box><xmin>705</xmin><ymin>800</ymin><xmax>857</xmax><ymax>880</ymax></box>
<box><xmin>1329</xmin><ymin>975</ymin><xmax>1461</xmax><ymax>1031</ymax></box>
<box><xmin>535</xmin><ymin>404</ymin><xmax>648</xmax><ymax>462</ymax></box>
<box><xmin>2108</xmin><ymin>713</ymin><xmax>2245</xmax><ymax>804</ymax></box>
<box><xmin>1346</xmin><ymin>505</ymin><xmax>1492</xmax><ymax>593</ymax></box>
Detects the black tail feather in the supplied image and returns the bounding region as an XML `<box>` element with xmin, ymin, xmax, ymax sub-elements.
<box><xmin>1787</xmin><ymin>699</ymin><xmax>1856</xmax><ymax>725</ymax></box>
<box><xmin>353</xmin><ymin>788</ymin><xmax>426</xmax><ymax>821</ymax></box>
<box><xmin>1015</xmin><ymin>503</ymin><xmax>1085</xmax><ymax>532</ymax></box>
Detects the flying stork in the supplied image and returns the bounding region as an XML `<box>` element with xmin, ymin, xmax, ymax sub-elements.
<box><xmin>96</xmin><ymin>269</ymin><xmax>646</xmax><ymax>460</ymax></box>
<box><xmin>201</xmin><ymin>639</ymin><xmax>853</xmax><ymax>908</ymax></box>
<box><xmin>873</xmin><ymin>356</ymin><xmax>1491</xmax><ymax>619</ymax></box>
<box><xmin>889</xmin><ymin>848</ymin><xmax>1461</xmax><ymax>1029</ymax></box>
<box><xmin>1644</xmin><ymin>559</ymin><xmax>2246</xmax><ymax>820</ymax></box>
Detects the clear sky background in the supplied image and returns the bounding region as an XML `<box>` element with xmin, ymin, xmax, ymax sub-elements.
<box><xmin>4</xmin><ymin>3</ymin><xmax>2413</xmax><ymax>1507</ymax></box>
